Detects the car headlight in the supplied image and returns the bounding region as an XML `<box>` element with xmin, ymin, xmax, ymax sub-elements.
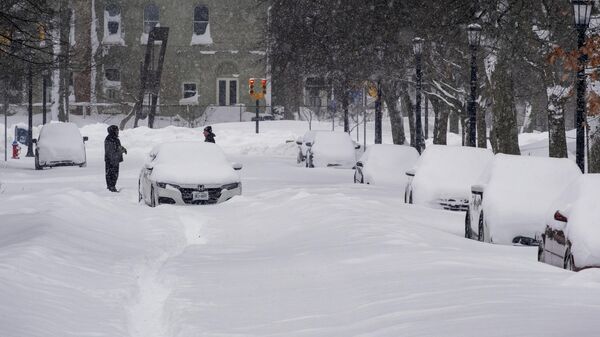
<box><xmin>222</xmin><ymin>182</ymin><xmax>240</xmax><ymax>190</ymax></box>
<box><xmin>156</xmin><ymin>182</ymin><xmax>180</xmax><ymax>189</ymax></box>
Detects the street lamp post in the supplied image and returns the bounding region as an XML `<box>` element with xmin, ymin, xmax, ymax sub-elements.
<box><xmin>413</xmin><ymin>37</ymin><xmax>424</xmax><ymax>154</ymax></box>
<box><xmin>467</xmin><ymin>24</ymin><xmax>482</xmax><ymax>147</ymax></box>
<box><xmin>572</xmin><ymin>0</ymin><xmax>593</xmax><ymax>172</ymax></box>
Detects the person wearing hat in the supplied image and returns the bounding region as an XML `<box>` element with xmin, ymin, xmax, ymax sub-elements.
<box><xmin>104</xmin><ymin>125</ymin><xmax>127</xmax><ymax>192</ymax></box>
<box><xmin>203</xmin><ymin>126</ymin><xmax>216</xmax><ymax>143</ymax></box>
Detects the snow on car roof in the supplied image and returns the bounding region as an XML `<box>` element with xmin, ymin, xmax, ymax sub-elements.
<box><xmin>483</xmin><ymin>154</ymin><xmax>581</xmax><ymax>243</ymax></box>
<box><xmin>359</xmin><ymin>144</ymin><xmax>420</xmax><ymax>186</ymax></box>
<box><xmin>412</xmin><ymin>145</ymin><xmax>494</xmax><ymax>203</ymax></box>
<box><xmin>151</xmin><ymin>141</ymin><xmax>228</xmax><ymax>165</ymax></box>
<box><xmin>40</xmin><ymin>122</ymin><xmax>82</xmax><ymax>139</ymax></box>
<box><xmin>551</xmin><ymin>174</ymin><xmax>600</xmax><ymax>267</ymax></box>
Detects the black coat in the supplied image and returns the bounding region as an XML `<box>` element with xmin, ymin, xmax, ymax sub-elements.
<box><xmin>104</xmin><ymin>135</ymin><xmax>125</xmax><ymax>165</ymax></box>
<box><xmin>205</xmin><ymin>132</ymin><xmax>216</xmax><ymax>143</ymax></box>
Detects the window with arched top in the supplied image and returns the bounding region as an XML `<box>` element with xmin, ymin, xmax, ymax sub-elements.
<box><xmin>143</xmin><ymin>4</ymin><xmax>159</xmax><ymax>34</ymax></box>
<box><xmin>193</xmin><ymin>5</ymin><xmax>209</xmax><ymax>35</ymax></box>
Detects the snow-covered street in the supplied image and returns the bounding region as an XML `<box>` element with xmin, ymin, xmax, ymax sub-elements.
<box><xmin>2</xmin><ymin>122</ymin><xmax>600</xmax><ymax>337</ymax></box>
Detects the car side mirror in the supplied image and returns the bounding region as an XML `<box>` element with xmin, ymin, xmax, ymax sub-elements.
<box><xmin>296</xmin><ymin>137</ymin><xmax>303</xmax><ymax>146</ymax></box>
<box><xmin>356</xmin><ymin>161</ymin><xmax>363</xmax><ymax>168</ymax></box>
<box><xmin>405</xmin><ymin>169</ymin><xmax>415</xmax><ymax>177</ymax></box>
<box><xmin>83</xmin><ymin>136</ymin><xmax>89</xmax><ymax>142</ymax></box>
<box><xmin>355</xmin><ymin>144</ymin><xmax>361</xmax><ymax>150</ymax></box>
<box><xmin>32</xmin><ymin>139</ymin><xmax>37</xmax><ymax>144</ymax></box>
<box><xmin>232</xmin><ymin>163</ymin><xmax>243</xmax><ymax>171</ymax></box>
<box><xmin>305</xmin><ymin>142</ymin><xmax>312</xmax><ymax>147</ymax></box>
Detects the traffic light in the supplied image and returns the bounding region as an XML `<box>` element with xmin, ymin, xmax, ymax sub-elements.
<box><xmin>261</xmin><ymin>79</ymin><xmax>267</xmax><ymax>95</ymax></box>
<box><xmin>249</xmin><ymin>79</ymin><xmax>255</xmax><ymax>96</ymax></box>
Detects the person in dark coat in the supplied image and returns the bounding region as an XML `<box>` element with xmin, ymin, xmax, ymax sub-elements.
<box><xmin>104</xmin><ymin>125</ymin><xmax>127</xmax><ymax>192</ymax></box>
<box><xmin>204</xmin><ymin>126</ymin><xmax>216</xmax><ymax>143</ymax></box>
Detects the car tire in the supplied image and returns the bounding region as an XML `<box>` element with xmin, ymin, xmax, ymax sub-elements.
<box><xmin>564</xmin><ymin>248</ymin><xmax>575</xmax><ymax>271</ymax></box>
<box><xmin>465</xmin><ymin>210</ymin><xmax>472</xmax><ymax>239</ymax></box>
<box><xmin>354</xmin><ymin>171</ymin><xmax>363</xmax><ymax>184</ymax></box>
<box><xmin>138</xmin><ymin>180</ymin><xmax>143</xmax><ymax>203</ymax></box>
<box><xmin>477</xmin><ymin>212</ymin><xmax>485</xmax><ymax>242</ymax></box>
<box><xmin>79</xmin><ymin>161</ymin><xmax>87</xmax><ymax>168</ymax></box>
<box><xmin>150</xmin><ymin>186</ymin><xmax>157</xmax><ymax>208</ymax></box>
<box><xmin>409</xmin><ymin>191</ymin><xmax>413</xmax><ymax>204</ymax></box>
<box><xmin>34</xmin><ymin>151</ymin><xmax>42</xmax><ymax>170</ymax></box>
<box><xmin>537</xmin><ymin>237</ymin><xmax>545</xmax><ymax>262</ymax></box>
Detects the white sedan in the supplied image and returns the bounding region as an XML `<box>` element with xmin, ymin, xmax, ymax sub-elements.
<box><xmin>354</xmin><ymin>144</ymin><xmax>419</xmax><ymax>186</ymax></box>
<box><xmin>33</xmin><ymin>122</ymin><xmax>88</xmax><ymax>170</ymax></box>
<box><xmin>139</xmin><ymin>142</ymin><xmax>242</xmax><ymax>207</ymax></box>
<box><xmin>539</xmin><ymin>174</ymin><xmax>600</xmax><ymax>271</ymax></box>
<box><xmin>466</xmin><ymin>154</ymin><xmax>580</xmax><ymax>245</ymax></box>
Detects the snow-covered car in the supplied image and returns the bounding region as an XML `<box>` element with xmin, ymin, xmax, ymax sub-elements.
<box><xmin>354</xmin><ymin>144</ymin><xmax>419</xmax><ymax>186</ymax></box>
<box><xmin>138</xmin><ymin>142</ymin><xmax>243</xmax><ymax>207</ymax></box>
<box><xmin>303</xmin><ymin>131</ymin><xmax>360</xmax><ymax>168</ymax></box>
<box><xmin>405</xmin><ymin>145</ymin><xmax>493</xmax><ymax>211</ymax></box>
<box><xmin>33</xmin><ymin>122</ymin><xmax>88</xmax><ymax>170</ymax></box>
<box><xmin>466</xmin><ymin>154</ymin><xmax>580</xmax><ymax>245</ymax></box>
<box><xmin>295</xmin><ymin>130</ymin><xmax>327</xmax><ymax>164</ymax></box>
<box><xmin>539</xmin><ymin>175</ymin><xmax>600</xmax><ymax>271</ymax></box>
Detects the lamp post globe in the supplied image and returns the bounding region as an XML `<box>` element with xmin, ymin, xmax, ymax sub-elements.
<box><xmin>413</xmin><ymin>37</ymin><xmax>424</xmax><ymax>153</ymax></box>
<box><xmin>572</xmin><ymin>0</ymin><xmax>593</xmax><ymax>172</ymax></box>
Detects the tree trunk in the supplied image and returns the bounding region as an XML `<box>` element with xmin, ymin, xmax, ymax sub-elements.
<box><xmin>477</xmin><ymin>99</ymin><xmax>487</xmax><ymax>148</ymax></box>
<box><xmin>589</xmin><ymin>124</ymin><xmax>600</xmax><ymax>173</ymax></box>
<box><xmin>383</xmin><ymin>84</ymin><xmax>405</xmax><ymax>145</ymax></box>
<box><xmin>448</xmin><ymin>110</ymin><xmax>459</xmax><ymax>134</ymax></box>
<box><xmin>431</xmin><ymin>98</ymin><xmax>448</xmax><ymax>145</ymax></box>
<box><xmin>491</xmin><ymin>56</ymin><xmax>520</xmax><ymax>155</ymax></box>
<box><xmin>547</xmin><ymin>90</ymin><xmax>568</xmax><ymax>158</ymax></box>
<box><xmin>58</xmin><ymin>0</ymin><xmax>71</xmax><ymax>122</ymax></box>
<box><xmin>401</xmin><ymin>89</ymin><xmax>415</xmax><ymax>147</ymax></box>
<box><xmin>342</xmin><ymin>90</ymin><xmax>349</xmax><ymax>133</ymax></box>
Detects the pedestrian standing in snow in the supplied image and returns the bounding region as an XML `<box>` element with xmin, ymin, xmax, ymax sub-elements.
<box><xmin>104</xmin><ymin>125</ymin><xmax>127</xmax><ymax>192</ymax></box>
<box><xmin>204</xmin><ymin>126</ymin><xmax>216</xmax><ymax>143</ymax></box>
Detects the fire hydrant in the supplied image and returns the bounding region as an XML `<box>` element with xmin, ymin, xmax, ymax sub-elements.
<box><xmin>12</xmin><ymin>140</ymin><xmax>21</xmax><ymax>159</ymax></box>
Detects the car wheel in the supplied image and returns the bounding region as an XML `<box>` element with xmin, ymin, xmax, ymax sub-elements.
<box><xmin>354</xmin><ymin>171</ymin><xmax>363</xmax><ymax>184</ymax></box>
<box><xmin>34</xmin><ymin>151</ymin><xmax>42</xmax><ymax>170</ymax></box>
<box><xmin>564</xmin><ymin>249</ymin><xmax>575</xmax><ymax>271</ymax></box>
<box><xmin>150</xmin><ymin>186</ymin><xmax>157</xmax><ymax>208</ymax></box>
<box><xmin>537</xmin><ymin>237</ymin><xmax>545</xmax><ymax>262</ymax></box>
<box><xmin>465</xmin><ymin>210</ymin><xmax>472</xmax><ymax>239</ymax></box>
<box><xmin>477</xmin><ymin>212</ymin><xmax>485</xmax><ymax>242</ymax></box>
<box><xmin>138</xmin><ymin>180</ymin><xmax>143</xmax><ymax>203</ymax></box>
<box><xmin>297</xmin><ymin>152</ymin><xmax>303</xmax><ymax>164</ymax></box>
<box><xmin>409</xmin><ymin>191</ymin><xmax>413</xmax><ymax>204</ymax></box>
<box><xmin>79</xmin><ymin>161</ymin><xmax>87</xmax><ymax>168</ymax></box>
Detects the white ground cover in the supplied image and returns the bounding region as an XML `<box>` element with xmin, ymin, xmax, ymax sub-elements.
<box><xmin>483</xmin><ymin>154</ymin><xmax>581</xmax><ymax>244</ymax></box>
<box><xmin>549</xmin><ymin>174</ymin><xmax>600</xmax><ymax>268</ymax></box>
<box><xmin>358</xmin><ymin>144</ymin><xmax>419</xmax><ymax>186</ymax></box>
<box><xmin>1</xmin><ymin>121</ymin><xmax>600</xmax><ymax>337</ymax></box>
<box><xmin>411</xmin><ymin>145</ymin><xmax>494</xmax><ymax>206</ymax></box>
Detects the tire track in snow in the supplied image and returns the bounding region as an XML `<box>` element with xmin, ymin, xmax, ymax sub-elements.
<box><xmin>127</xmin><ymin>211</ymin><xmax>207</xmax><ymax>337</ymax></box>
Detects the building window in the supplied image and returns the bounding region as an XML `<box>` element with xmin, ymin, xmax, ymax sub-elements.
<box><xmin>103</xmin><ymin>4</ymin><xmax>124</xmax><ymax>45</ymax></box>
<box><xmin>193</xmin><ymin>5</ymin><xmax>209</xmax><ymax>35</ymax></box>
<box><xmin>217</xmin><ymin>79</ymin><xmax>238</xmax><ymax>106</ymax></box>
<box><xmin>105</xmin><ymin>68</ymin><xmax>121</xmax><ymax>82</ymax></box>
<box><xmin>143</xmin><ymin>4</ymin><xmax>160</xmax><ymax>34</ymax></box>
<box><xmin>183</xmin><ymin>83</ymin><xmax>197</xmax><ymax>98</ymax></box>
